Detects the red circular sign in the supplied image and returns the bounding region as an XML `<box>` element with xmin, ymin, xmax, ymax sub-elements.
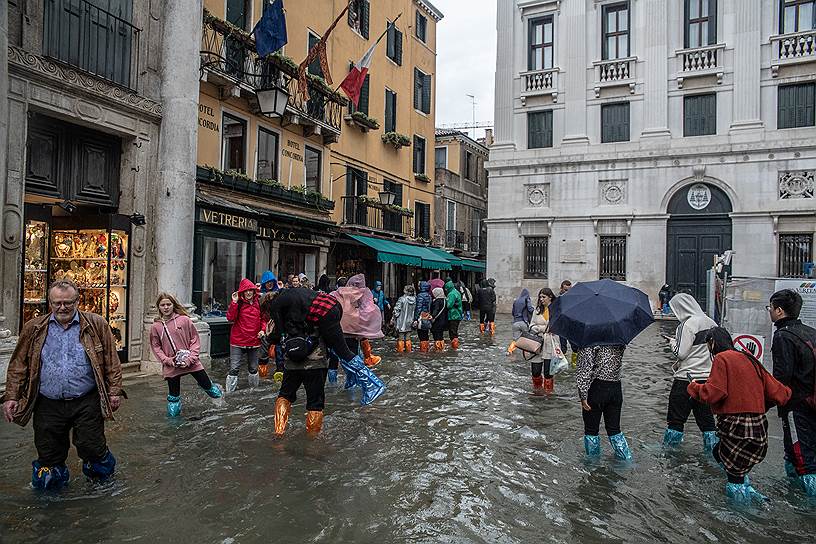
<box><xmin>733</xmin><ymin>334</ymin><xmax>763</xmax><ymax>360</ymax></box>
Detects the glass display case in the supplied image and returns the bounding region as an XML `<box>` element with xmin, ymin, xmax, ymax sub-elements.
<box><xmin>23</xmin><ymin>220</ymin><xmax>50</xmax><ymax>323</ymax></box>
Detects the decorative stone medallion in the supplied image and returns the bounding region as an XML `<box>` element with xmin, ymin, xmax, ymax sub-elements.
<box><xmin>779</xmin><ymin>171</ymin><xmax>815</xmax><ymax>200</ymax></box>
<box><xmin>600</xmin><ymin>180</ymin><xmax>626</xmax><ymax>205</ymax></box>
<box><xmin>687</xmin><ymin>183</ymin><xmax>712</xmax><ymax>210</ymax></box>
<box><xmin>527</xmin><ymin>184</ymin><xmax>549</xmax><ymax>207</ymax></box>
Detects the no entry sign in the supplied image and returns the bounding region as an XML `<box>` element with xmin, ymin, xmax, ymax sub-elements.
<box><xmin>732</xmin><ymin>333</ymin><xmax>765</xmax><ymax>363</ymax></box>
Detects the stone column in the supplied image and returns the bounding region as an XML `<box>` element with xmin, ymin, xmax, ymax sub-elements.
<box><xmin>640</xmin><ymin>0</ymin><xmax>671</xmax><ymax>139</ymax></box>
<box><xmin>561</xmin><ymin>0</ymin><xmax>590</xmax><ymax>146</ymax></box>
<box><xmin>492</xmin><ymin>0</ymin><xmax>516</xmax><ymax>150</ymax></box>
<box><xmin>729</xmin><ymin>0</ymin><xmax>763</xmax><ymax>133</ymax></box>
<box><xmin>0</xmin><ymin>0</ymin><xmax>16</xmax><ymax>383</ymax></box>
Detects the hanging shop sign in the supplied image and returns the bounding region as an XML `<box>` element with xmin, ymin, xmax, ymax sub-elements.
<box><xmin>198</xmin><ymin>209</ymin><xmax>258</xmax><ymax>232</ymax></box>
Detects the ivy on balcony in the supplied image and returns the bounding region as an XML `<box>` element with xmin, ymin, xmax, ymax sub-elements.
<box><xmin>355</xmin><ymin>195</ymin><xmax>414</xmax><ymax>216</ymax></box>
<box><xmin>346</xmin><ymin>111</ymin><xmax>380</xmax><ymax>132</ymax></box>
<box><xmin>381</xmin><ymin>131</ymin><xmax>411</xmax><ymax>149</ymax></box>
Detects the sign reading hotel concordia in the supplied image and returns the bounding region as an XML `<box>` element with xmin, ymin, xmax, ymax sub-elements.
<box><xmin>199</xmin><ymin>209</ymin><xmax>258</xmax><ymax>231</ymax></box>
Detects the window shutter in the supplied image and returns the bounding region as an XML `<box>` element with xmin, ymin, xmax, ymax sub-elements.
<box><xmin>414</xmin><ymin>69</ymin><xmax>421</xmax><ymax>110</ymax></box>
<box><xmin>423</xmin><ymin>203</ymin><xmax>431</xmax><ymax>238</ymax></box>
<box><xmin>387</xmin><ymin>25</ymin><xmax>395</xmax><ymax>59</ymax></box>
<box><xmin>361</xmin><ymin>0</ymin><xmax>370</xmax><ymax>39</ymax></box>
<box><xmin>708</xmin><ymin>0</ymin><xmax>717</xmax><ymax>45</ymax></box>
<box><xmin>601</xmin><ymin>5</ymin><xmax>609</xmax><ymax>60</ymax></box>
<box><xmin>527</xmin><ymin>19</ymin><xmax>534</xmax><ymax>71</ymax></box>
<box><xmin>423</xmin><ymin>73</ymin><xmax>432</xmax><ymax>114</ymax></box>
<box><xmin>359</xmin><ymin>74</ymin><xmax>370</xmax><ymax>115</ymax></box>
<box><xmin>683</xmin><ymin>0</ymin><xmax>690</xmax><ymax>48</ymax></box>
<box><xmin>621</xmin><ymin>103</ymin><xmax>630</xmax><ymax>141</ymax></box>
<box><xmin>345</xmin><ymin>168</ymin><xmax>354</xmax><ymax>196</ymax></box>
<box><xmin>395</xmin><ymin>29</ymin><xmax>403</xmax><ymax>65</ymax></box>
<box><xmin>384</xmin><ymin>91</ymin><xmax>393</xmax><ymax>133</ymax></box>
<box><xmin>393</xmin><ymin>183</ymin><xmax>403</xmax><ymax>206</ymax></box>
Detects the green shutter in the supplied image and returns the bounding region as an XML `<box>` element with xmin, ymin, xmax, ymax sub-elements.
<box><xmin>395</xmin><ymin>29</ymin><xmax>403</xmax><ymax>65</ymax></box>
<box><xmin>423</xmin><ymin>73</ymin><xmax>432</xmax><ymax>114</ymax></box>
<box><xmin>359</xmin><ymin>74</ymin><xmax>370</xmax><ymax>115</ymax></box>
<box><xmin>777</xmin><ymin>84</ymin><xmax>814</xmax><ymax>129</ymax></box>
<box><xmin>387</xmin><ymin>25</ymin><xmax>396</xmax><ymax>59</ymax></box>
<box><xmin>414</xmin><ymin>69</ymin><xmax>421</xmax><ymax>110</ymax></box>
<box><xmin>361</xmin><ymin>0</ymin><xmax>370</xmax><ymax>39</ymax></box>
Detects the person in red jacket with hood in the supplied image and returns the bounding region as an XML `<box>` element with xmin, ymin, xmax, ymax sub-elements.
<box><xmin>225</xmin><ymin>278</ymin><xmax>264</xmax><ymax>393</ymax></box>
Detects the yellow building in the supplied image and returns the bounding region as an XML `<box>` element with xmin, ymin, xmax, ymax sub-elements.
<box><xmin>195</xmin><ymin>0</ymin><xmax>443</xmax><ymax>354</ymax></box>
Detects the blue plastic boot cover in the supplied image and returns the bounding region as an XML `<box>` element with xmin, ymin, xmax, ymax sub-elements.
<box><xmin>82</xmin><ymin>450</ymin><xmax>116</xmax><ymax>480</ymax></box>
<box><xmin>31</xmin><ymin>461</ymin><xmax>70</xmax><ymax>490</ymax></box>
<box><xmin>609</xmin><ymin>433</ymin><xmax>633</xmax><ymax>460</ymax></box>
<box><xmin>663</xmin><ymin>428</ymin><xmax>684</xmax><ymax>447</ymax></box>
<box><xmin>340</xmin><ymin>355</ymin><xmax>363</xmax><ymax>390</ymax></box>
<box><xmin>725</xmin><ymin>482</ymin><xmax>767</xmax><ymax>503</ymax></box>
<box><xmin>584</xmin><ymin>435</ymin><xmax>601</xmax><ymax>456</ymax></box>
<box><xmin>166</xmin><ymin>395</ymin><xmax>181</xmax><ymax>417</ymax></box>
<box><xmin>327</xmin><ymin>369</ymin><xmax>338</xmax><ymax>384</ymax></box>
<box><xmin>801</xmin><ymin>474</ymin><xmax>816</xmax><ymax>497</ymax></box>
<box><xmin>703</xmin><ymin>431</ymin><xmax>719</xmax><ymax>452</ymax></box>
<box><xmin>356</xmin><ymin>365</ymin><xmax>386</xmax><ymax>406</ymax></box>
<box><xmin>785</xmin><ymin>460</ymin><xmax>799</xmax><ymax>478</ymax></box>
<box><xmin>204</xmin><ymin>383</ymin><xmax>223</xmax><ymax>399</ymax></box>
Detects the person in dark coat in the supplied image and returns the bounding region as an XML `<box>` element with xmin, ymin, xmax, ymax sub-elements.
<box><xmin>430</xmin><ymin>287</ymin><xmax>449</xmax><ymax>351</ymax></box>
<box><xmin>475</xmin><ymin>279</ymin><xmax>497</xmax><ymax>335</ymax></box>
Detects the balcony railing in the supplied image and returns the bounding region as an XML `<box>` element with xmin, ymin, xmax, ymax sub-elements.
<box><xmin>520</xmin><ymin>68</ymin><xmax>559</xmax><ymax>101</ymax></box>
<box><xmin>771</xmin><ymin>29</ymin><xmax>816</xmax><ymax>77</ymax></box>
<box><xmin>593</xmin><ymin>57</ymin><xmax>636</xmax><ymax>97</ymax></box>
<box><xmin>341</xmin><ymin>197</ymin><xmax>412</xmax><ymax>237</ymax></box>
<box><xmin>43</xmin><ymin>0</ymin><xmax>141</xmax><ymax>89</ymax></box>
<box><xmin>675</xmin><ymin>43</ymin><xmax>725</xmax><ymax>88</ymax></box>
<box><xmin>445</xmin><ymin>230</ymin><xmax>465</xmax><ymax>250</ymax></box>
<box><xmin>200</xmin><ymin>13</ymin><xmax>345</xmax><ymax>139</ymax></box>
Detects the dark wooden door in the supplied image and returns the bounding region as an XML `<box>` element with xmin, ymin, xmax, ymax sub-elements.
<box><xmin>667</xmin><ymin>218</ymin><xmax>731</xmax><ymax>309</ymax></box>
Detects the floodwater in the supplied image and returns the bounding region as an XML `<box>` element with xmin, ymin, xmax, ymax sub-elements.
<box><xmin>1</xmin><ymin>320</ymin><xmax>815</xmax><ymax>543</ymax></box>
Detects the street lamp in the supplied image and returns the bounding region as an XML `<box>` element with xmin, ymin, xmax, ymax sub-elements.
<box><xmin>378</xmin><ymin>190</ymin><xmax>396</xmax><ymax>205</ymax></box>
<box><xmin>255</xmin><ymin>82</ymin><xmax>290</xmax><ymax>117</ymax></box>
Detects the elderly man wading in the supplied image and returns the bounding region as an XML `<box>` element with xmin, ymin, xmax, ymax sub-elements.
<box><xmin>1</xmin><ymin>280</ymin><xmax>125</xmax><ymax>490</ymax></box>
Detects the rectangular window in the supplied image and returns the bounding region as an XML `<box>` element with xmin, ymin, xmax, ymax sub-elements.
<box><xmin>778</xmin><ymin>82</ymin><xmax>816</xmax><ymax>129</ymax></box>
<box><xmin>416</xmin><ymin>11</ymin><xmax>428</xmax><ymax>42</ymax></box>
<box><xmin>307</xmin><ymin>32</ymin><xmax>322</xmax><ymax>77</ymax></box>
<box><xmin>305</xmin><ymin>146</ymin><xmax>321</xmax><ymax>193</ymax></box>
<box><xmin>415</xmin><ymin>202</ymin><xmax>431</xmax><ymax>239</ymax></box>
<box><xmin>348</xmin><ymin>0</ymin><xmax>370</xmax><ymax>39</ymax></box>
<box><xmin>602</xmin><ymin>2</ymin><xmax>630</xmax><ymax>60</ymax></box>
<box><xmin>464</xmin><ymin>151</ymin><xmax>475</xmax><ymax>180</ymax></box>
<box><xmin>684</xmin><ymin>0</ymin><xmax>717</xmax><ymax>48</ymax></box>
<box><xmin>414</xmin><ymin>68</ymin><xmax>431</xmax><ymax>114</ymax></box>
<box><xmin>780</xmin><ymin>0</ymin><xmax>816</xmax><ymax>33</ymax></box>
<box><xmin>383</xmin><ymin>179</ymin><xmax>404</xmax><ymax>233</ymax></box>
<box><xmin>471</xmin><ymin>211</ymin><xmax>482</xmax><ymax>253</ymax></box>
<box><xmin>256</xmin><ymin>127</ymin><xmax>279</xmax><ymax>181</ymax></box>
<box><xmin>344</xmin><ymin>166</ymin><xmax>368</xmax><ymax>226</ymax></box>
<box><xmin>528</xmin><ymin>110</ymin><xmax>554</xmax><ymax>148</ymax></box>
<box><xmin>528</xmin><ymin>16</ymin><xmax>554</xmax><ymax>70</ymax></box>
<box><xmin>524</xmin><ymin>237</ymin><xmax>549</xmax><ymax>279</ymax></box>
<box><xmin>435</xmin><ymin>147</ymin><xmax>447</xmax><ymax>169</ymax></box>
<box><xmin>601</xmin><ymin>102</ymin><xmax>630</xmax><ymax>143</ymax></box>
<box><xmin>599</xmin><ymin>236</ymin><xmax>627</xmax><ymax>280</ymax></box>
<box><xmin>348</xmin><ymin>72</ymin><xmax>370</xmax><ymax>116</ymax></box>
<box><xmin>413</xmin><ymin>135</ymin><xmax>426</xmax><ymax>174</ymax></box>
<box><xmin>446</xmin><ymin>200</ymin><xmax>457</xmax><ymax>231</ymax></box>
<box><xmin>386</xmin><ymin>22</ymin><xmax>403</xmax><ymax>65</ymax></box>
<box><xmin>384</xmin><ymin>89</ymin><xmax>397</xmax><ymax>133</ymax></box>
<box><xmin>779</xmin><ymin>233</ymin><xmax>813</xmax><ymax>277</ymax></box>
<box><xmin>226</xmin><ymin>0</ymin><xmax>252</xmax><ymax>30</ymax></box>
<box><xmin>684</xmin><ymin>93</ymin><xmax>717</xmax><ymax>136</ymax></box>
<box><xmin>222</xmin><ymin>113</ymin><xmax>247</xmax><ymax>172</ymax></box>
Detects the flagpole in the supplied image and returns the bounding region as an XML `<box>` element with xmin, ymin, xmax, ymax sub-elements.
<box><xmin>333</xmin><ymin>12</ymin><xmax>403</xmax><ymax>95</ymax></box>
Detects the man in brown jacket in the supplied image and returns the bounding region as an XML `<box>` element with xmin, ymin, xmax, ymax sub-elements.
<box><xmin>1</xmin><ymin>280</ymin><xmax>125</xmax><ymax>490</ymax></box>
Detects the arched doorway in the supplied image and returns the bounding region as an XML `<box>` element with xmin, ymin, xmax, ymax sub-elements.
<box><xmin>666</xmin><ymin>183</ymin><xmax>733</xmax><ymax>308</ymax></box>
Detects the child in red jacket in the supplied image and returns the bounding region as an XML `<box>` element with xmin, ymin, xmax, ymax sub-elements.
<box><xmin>225</xmin><ymin>278</ymin><xmax>264</xmax><ymax>393</ymax></box>
<box><xmin>688</xmin><ymin>327</ymin><xmax>791</xmax><ymax>503</ymax></box>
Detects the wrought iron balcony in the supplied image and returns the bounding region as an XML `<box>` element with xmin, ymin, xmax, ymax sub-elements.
<box><xmin>593</xmin><ymin>57</ymin><xmax>636</xmax><ymax>97</ymax></box>
<box><xmin>675</xmin><ymin>43</ymin><xmax>725</xmax><ymax>88</ymax></box>
<box><xmin>341</xmin><ymin>197</ymin><xmax>412</xmax><ymax>238</ymax></box>
<box><xmin>43</xmin><ymin>0</ymin><xmax>141</xmax><ymax>89</ymax></box>
<box><xmin>200</xmin><ymin>13</ymin><xmax>345</xmax><ymax>143</ymax></box>
<box><xmin>445</xmin><ymin>230</ymin><xmax>465</xmax><ymax>250</ymax></box>
<box><xmin>771</xmin><ymin>29</ymin><xmax>816</xmax><ymax>77</ymax></box>
<box><xmin>520</xmin><ymin>68</ymin><xmax>559</xmax><ymax>102</ymax></box>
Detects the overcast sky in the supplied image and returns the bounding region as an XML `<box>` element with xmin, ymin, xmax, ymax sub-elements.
<box><xmin>432</xmin><ymin>0</ymin><xmax>497</xmax><ymax>139</ymax></box>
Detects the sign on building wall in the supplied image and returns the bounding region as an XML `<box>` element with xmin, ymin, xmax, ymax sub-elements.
<box><xmin>198</xmin><ymin>103</ymin><xmax>219</xmax><ymax>132</ymax></box>
<box><xmin>774</xmin><ymin>279</ymin><xmax>816</xmax><ymax>329</ymax></box>
<box><xmin>732</xmin><ymin>333</ymin><xmax>765</xmax><ymax>363</ymax></box>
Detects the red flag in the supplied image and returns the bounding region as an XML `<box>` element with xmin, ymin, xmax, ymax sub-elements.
<box><xmin>340</xmin><ymin>41</ymin><xmax>377</xmax><ymax>108</ymax></box>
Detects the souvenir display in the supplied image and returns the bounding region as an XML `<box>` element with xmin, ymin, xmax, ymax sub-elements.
<box><xmin>23</xmin><ymin>221</ymin><xmax>49</xmax><ymax>323</ymax></box>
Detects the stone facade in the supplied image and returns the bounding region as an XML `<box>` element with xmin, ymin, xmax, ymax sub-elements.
<box><xmin>487</xmin><ymin>0</ymin><xmax>816</xmax><ymax>311</ymax></box>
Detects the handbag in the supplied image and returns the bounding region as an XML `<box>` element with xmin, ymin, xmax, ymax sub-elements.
<box><xmin>515</xmin><ymin>328</ymin><xmax>544</xmax><ymax>355</ymax></box>
<box><xmin>162</xmin><ymin>320</ymin><xmax>191</xmax><ymax>367</ymax></box>
<box><xmin>549</xmin><ymin>336</ymin><xmax>569</xmax><ymax>375</ymax></box>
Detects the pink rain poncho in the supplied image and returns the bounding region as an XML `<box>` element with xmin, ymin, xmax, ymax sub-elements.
<box><xmin>429</xmin><ymin>278</ymin><xmax>445</xmax><ymax>291</ymax></box>
<box><xmin>330</xmin><ymin>274</ymin><xmax>384</xmax><ymax>339</ymax></box>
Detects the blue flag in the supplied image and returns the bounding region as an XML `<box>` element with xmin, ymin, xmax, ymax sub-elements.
<box><xmin>253</xmin><ymin>0</ymin><xmax>287</xmax><ymax>58</ymax></box>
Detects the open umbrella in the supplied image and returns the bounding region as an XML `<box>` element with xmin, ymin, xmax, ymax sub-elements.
<box><xmin>549</xmin><ymin>279</ymin><xmax>654</xmax><ymax>348</ymax></box>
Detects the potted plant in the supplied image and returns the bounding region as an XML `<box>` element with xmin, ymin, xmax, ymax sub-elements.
<box><xmin>414</xmin><ymin>173</ymin><xmax>431</xmax><ymax>183</ymax></box>
<box><xmin>345</xmin><ymin>111</ymin><xmax>380</xmax><ymax>132</ymax></box>
<box><xmin>381</xmin><ymin>131</ymin><xmax>411</xmax><ymax>149</ymax></box>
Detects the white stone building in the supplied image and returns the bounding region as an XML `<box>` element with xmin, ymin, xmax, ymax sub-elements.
<box><xmin>486</xmin><ymin>0</ymin><xmax>816</xmax><ymax>311</ymax></box>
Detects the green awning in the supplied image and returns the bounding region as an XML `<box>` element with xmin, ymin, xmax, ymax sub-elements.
<box><xmin>423</xmin><ymin>247</ymin><xmax>460</xmax><ymax>269</ymax></box>
<box><xmin>460</xmin><ymin>258</ymin><xmax>486</xmax><ymax>273</ymax></box>
<box><xmin>349</xmin><ymin>234</ymin><xmax>425</xmax><ymax>266</ymax></box>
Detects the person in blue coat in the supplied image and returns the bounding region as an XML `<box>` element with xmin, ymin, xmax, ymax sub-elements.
<box><xmin>413</xmin><ymin>281</ymin><xmax>433</xmax><ymax>352</ymax></box>
<box><xmin>260</xmin><ymin>270</ymin><xmax>278</xmax><ymax>294</ymax></box>
<box><xmin>371</xmin><ymin>281</ymin><xmax>390</xmax><ymax>314</ymax></box>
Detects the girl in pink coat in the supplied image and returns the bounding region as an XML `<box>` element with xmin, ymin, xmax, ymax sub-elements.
<box><xmin>149</xmin><ymin>293</ymin><xmax>222</xmax><ymax>417</ymax></box>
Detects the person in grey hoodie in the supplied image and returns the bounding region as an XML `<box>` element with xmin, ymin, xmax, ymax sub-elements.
<box><xmin>663</xmin><ymin>293</ymin><xmax>719</xmax><ymax>451</ymax></box>
<box><xmin>391</xmin><ymin>285</ymin><xmax>417</xmax><ymax>353</ymax></box>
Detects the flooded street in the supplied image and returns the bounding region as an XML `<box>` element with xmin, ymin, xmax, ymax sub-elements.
<box><xmin>1</xmin><ymin>319</ymin><xmax>815</xmax><ymax>543</ymax></box>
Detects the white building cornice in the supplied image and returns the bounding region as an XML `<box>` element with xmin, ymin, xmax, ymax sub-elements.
<box><xmin>414</xmin><ymin>0</ymin><xmax>444</xmax><ymax>22</ymax></box>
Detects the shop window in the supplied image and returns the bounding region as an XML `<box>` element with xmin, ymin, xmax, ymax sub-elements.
<box><xmin>413</xmin><ymin>135</ymin><xmax>426</xmax><ymax>175</ymax></box>
<box><xmin>386</xmin><ymin>22</ymin><xmax>403</xmax><ymax>65</ymax></box>
<box><xmin>415</xmin><ymin>202</ymin><xmax>431</xmax><ymax>239</ymax></box>
<box><xmin>599</xmin><ymin>236</ymin><xmax>627</xmax><ymax>281</ymax></box>
<box><xmin>305</xmin><ymin>146</ymin><xmax>322</xmax><ymax>193</ymax></box>
<box><xmin>601</xmin><ymin>102</ymin><xmax>630</xmax><ymax>143</ymax></box>
<box><xmin>685</xmin><ymin>0</ymin><xmax>717</xmax><ymax>48</ymax></box>
<box><xmin>385</xmin><ymin>89</ymin><xmax>397</xmax><ymax>133</ymax></box>
<box><xmin>524</xmin><ymin>237</ymin><xmax>548</xmax><ymax>279</ymax></box>
<box><xmin>435</xmin><ymin>147</ymin><xmax>447</xmax><ymax>169</ymax></box>
<box><xmin>528</xmin><ymin>110</ymin><xmax>553</xmax><ymax>149</ymax></box>
<box><xmin>416</xmin><ymin>11</ymin><xmax>427</xmax><ymax>42</ymax></box>
<box><xmin>779</xmin><ymin>233</ymin><xmax>813</xmax><ymax>277</ymax></box>
<box><xmin>780</xmin><ymin>0</ymin><xmax>816</xmax><ymax>33</ymax></box>
<box><xmin>222</xmin><ymin>113</ymin><xmax>247</xmax><ymax>173</ymax></box>
<box><xmin>256</xmin><ymin>127</ymin><xmax>279</xmax><ymax>181</ymax></box>
<box><xmin>528</xmin><ymin>16</ymin><xmax>554</xmax><ymax>71</ymax></box>
<box><xmin>201</xmin><ymin>236</ymin><xmax>247</xmax><ymax>316</ymax></box>
<box><xmin>684</xmin><ymin>94</ymin><xmax>717</xmax><ymax>136</ymax></box>
<box><xmin>602</xmin><ymin>2</ymin><xmax>630</xmax><ymax>60</ymax></box>
<box><xmin>414</xmin><ymin>68</ymin><xmax>431</xmax><ymax>114</ymax></box>
<box><xmin>778</xmin><ymin>82</ymin><xmax>816</xmax><ymax>129</ymax></box>
<box><xmin>348</xmin><ymin>0</ymin><xmax>370</xmax><ymax>39</ymax></box>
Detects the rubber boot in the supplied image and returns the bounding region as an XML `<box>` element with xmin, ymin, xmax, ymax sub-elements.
<box><xmin>435</xmin><ymin>340</ymin><xmax>445</xmax><ymax>352</ymax></box>
<box><xmin>531</xmin><ymin>376</ymin><xmax>544</xmax><ymax>395</ymax></box>
<box><xmin>305</xmin><ymin>410</ymin><xmax>324</xmax><ymax>435</ymax></box>
<box><xmin>226</xmin><ymin>374</ymin><xmax>239</xmax><ymax>393</ymax></box>
<box><xmin>396</xmin><ymin>340</ymin><xmax>405</xmax><ymax>353</ymax></box>
<box><xmin>489</xmin><ymin>322</ymin><xmax>496</xmax><ymax>335</ymax></box>
<box><xmin>663</xmin><ymin>428</ymin><xmax>684</xmax><ymax>448</ymax></box>
<box><xmin>584</xmin><ymin>435</ymin><xmax>601</xmax><ymax>456</ymax></box>
<box><xmin>274</xmin><ymin>397</ymin><xmax>291</xmax><ymax>436</ymax></box>
<box><xmin>361</xmin><ymin>339</ymin><xmax>381</xmax><ymax>368</ymax></box>
<box><xmin>420</xmin><ymin>340</ymin><xmax>430</xmax><ymax>353</ymax></box>
<box><xmin>31</xmin><ymin>461</ymin><xmax>70</xmax><ymax>490</ymax></box>
<box><xmin>609</xmin><ymin>433</ymin><xmax>633</xmax><ymax>460</ymax></box>
<box><xmin>703</xmin><ymin>431</ymin><xmax>719</xmax><ymax>453</ymax></box>
<box><xmin>405</xmin><ymin>340</ymin><xmax>413</xmax><ymax>352</ymax></box>
<box><xmin>328</xmin><ymin>369</ymin><xmax>338</xmax><ymax>384</ymax></box>
<box><xmin>166</xmin><ymin>395</ymin><xmax>181</xmax><ymax>417</ymax></box>
<box><xmin>543</xmin><ymin>377</ymin><xmax>554</xmax><ymax>393</ymax></box>
<box><xmin>451</xmin><ymin>337</ymin><xmax>460</xmax><ymax>350</ymax></box>
<box><xmin>479</xmin><ymin>323</ymin><xmax>486</xmax><ymax>334</ymax></box>
<box><xmin>506</xmin><ymin>341</ymin><xmax>516</xmax><ymax>355</ymax></box>
<box><xmin>203</xmin><ymin>383</ymin><xmax>223</xmax><ymax>399</ymax></box>
<box><xmin>248</xmin><ymin>371</ymin><xmax>260</xmax><ymax>389</ymax></box>
<box><xmin>258</xmin><ymin>362</ymin><xmax>269</xmax><ymax>378</ymax></box>
<box><xmin>801</xmin><ymin>474</ymin><xmax>816</xmax><ymax>497</ymax></box>
<box><xmin>785</xmin><ymin>460</ymin><xmax>799</xmax><ymax>478</ymax></box>
<box><xmin>82</xmin><ymin>450</ymin><xmax>116</xmax><ymax>481</ymax></box>
<box><xmin>726</xmin><ymin>481</ymin><xmax>767</xmax><ymax>503</ymax></box>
